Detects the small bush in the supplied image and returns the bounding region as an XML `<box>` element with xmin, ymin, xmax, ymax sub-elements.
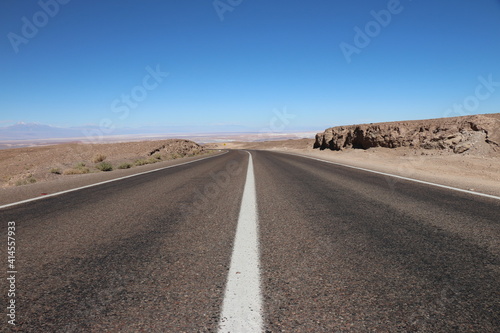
<box><xmin>50</xmin><ymin>168</ymin><xmax>62</xmax><ymax>175</ymax></box>
<box><xmin>134</xmin><ymin>158</ymin><xmax>159</xmax><ymax>166</ymax></box>
<box><xmin>63</xmin><ymin>162</ymin><xmax>91</xmax><ymax>174</ymax></box>
<box><xmin>96</xmin><ymin>162</ymin><xmax>113</xmax><ymax>171</ymax></box>
<box><xmin>92</xmin><ymin>154</ymin><xmax>107</xmax><ymax>163</ymax></box>
<box><xmin>169</xmin><ymin>152</ymin><xmax>182</xmax><ymax>159</ymax></box>
<box><xmin>118</xmin><ymin>162</ymin><xmax>132</xmax><ymax>169</ymax></box>
<box><xmin>189</xmin><ymin>149</ymin><xmax>201</xmax><ymax>156</ymax></box>
<box><xmin>63</xmin><ymin>167</ymin><xmax>90</xmax><ymax>175</ymax></box>
<box><xmin>15</xmin><ymin>175</ymin><xmax>37</xmax><ymax>186</ymax></box>
<box><xmin>153</xmin><ymin>153</ymin><xmax>162</xmax><ymax>160</ymax></box>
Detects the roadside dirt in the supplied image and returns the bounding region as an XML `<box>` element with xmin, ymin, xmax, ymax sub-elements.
<box><xmin>2</xmin><ymin>129</ymin><xmax>499</xmax><ymax>198</ymax></box>
<box><xmin>0</xmin><ymin>139</ymin><xmax>208</xmax><ymax>188</ymax></box>
<box><xmin>217</xmin><ymin>138</ymin><xmax>500</xmax><ymax>197</ymax></box>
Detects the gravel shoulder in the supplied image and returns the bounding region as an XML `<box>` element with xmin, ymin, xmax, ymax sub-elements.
<box><xmin>281</xmin><ymin>147</ymin><xmax>500</xmax><ymax>197</ymax></box>
<box><xmin>218</xmin><ymin>139</ymin><xmax>500</xmax><ymax>197</ymax></box>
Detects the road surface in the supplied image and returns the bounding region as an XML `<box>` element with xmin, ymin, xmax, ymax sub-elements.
<box><xmin>1</xmin><ymin>150</ymin><xmax>499</xmax><ymax>332</ymax></box>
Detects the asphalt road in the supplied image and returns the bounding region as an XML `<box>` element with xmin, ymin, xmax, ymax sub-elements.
<box><xmin>1</xmin><ymin>150</ymin><xmax>499</xmax><ymax>332</ymax></box>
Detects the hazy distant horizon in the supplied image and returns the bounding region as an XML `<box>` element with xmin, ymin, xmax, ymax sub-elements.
<box><xmin>0</xmin><ymin>124</ymin><xmax>318</xmax><ymax>150</ymax></box>
<box><xmin>2</xmin><ymin>110</ymin><xmax>499</xmax><ymax>143</ymax></box>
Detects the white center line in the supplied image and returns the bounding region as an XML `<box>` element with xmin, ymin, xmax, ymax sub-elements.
<box><xmin>218</xmin><ymin>151</ymin><xmax>263</xmax><ymax>333</ymax></box>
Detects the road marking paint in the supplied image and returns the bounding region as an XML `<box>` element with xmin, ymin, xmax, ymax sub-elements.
<box><xmin>219</xmin><ymin>151</ymin><xmax>263</xmax><ymax>333</ymax></box>
<box><xmin>0</xmin><ymin>152</ymin><xmax>227</xmax><ymax>210</ymax></box>
<box><xmin>278</xmin><ymin>151</ymin><xmax>500</xmax><ymax>201</ymax></box>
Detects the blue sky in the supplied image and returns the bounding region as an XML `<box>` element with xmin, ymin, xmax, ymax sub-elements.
<box><xmin>1</xmin><ymin>0</ymin><xmax>500</xmax><ymax>133</ymax></box>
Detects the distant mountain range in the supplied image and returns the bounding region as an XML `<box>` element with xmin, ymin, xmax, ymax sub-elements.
<box><xmin>0</xmin><ymin>122</ymin><xmax>321</xmax><ymax>141</ymax></box>
<box><xmin>0</xmin><ymin>122</ymin><xmax>83</xmax><ymax>140</ymax></box>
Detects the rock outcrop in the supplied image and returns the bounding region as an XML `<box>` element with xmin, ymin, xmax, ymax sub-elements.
<box><xmin>148</xmin><ymin>139</ymin><xmax>204</xmax><ymax>157</ymax></box>
<box><xmin>314</xmin><ymin>114</ymin><xmax>500</xmax><ymax>154</ymax></box>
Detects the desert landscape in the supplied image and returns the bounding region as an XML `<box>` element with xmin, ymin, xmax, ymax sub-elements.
<box><xmin>215</xmin><ymin>113</ymin><xmax>500</xmax><ymax>197</ymax></box>
<box><xmin>4</xmin><ymin>2</ymin><xmax>500</xmax><ymax>331</ymax></box>
<box><xmin>0</xmin><ymin>139</ymin><xmax>209</xmax><ymax>188</ymax></box>
<box><xmin>1</xmin><ymin>113</ymin><xmax>499</xmax><ymax>197</ymax></box>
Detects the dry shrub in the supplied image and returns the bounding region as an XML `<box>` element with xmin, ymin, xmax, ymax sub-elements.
<box><xmin>92</xmin><ymin>154</ymin><xmax>107</xmax><ymax>163</ymax></box>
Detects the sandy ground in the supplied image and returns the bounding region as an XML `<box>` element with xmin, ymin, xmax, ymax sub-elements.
<box><xmin>1</xmin><ymin>136</ymin><xmax>498</xmax><ymax>198</ymax></box>
<box><xmin>0</xmin><ymin>139</ymin><xmax>209</xmax><ymax>188</ymax></box>
<box><xmin>216</xmin><ymin>139</ymin><xmax>500</xmax><ymax>197</ymax></box>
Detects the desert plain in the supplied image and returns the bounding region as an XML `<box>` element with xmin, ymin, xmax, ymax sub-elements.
<box><xmin>1</xmin><ymin>114</ymin><xmax>499</xmax><ymax>202</ymax></box>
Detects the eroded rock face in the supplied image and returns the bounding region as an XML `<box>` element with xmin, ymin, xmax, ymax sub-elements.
<box><xmin>314</xmin><ymin>114</ymin><xmax>500</xmax><ymax>153</ymax></box>
<box><xmin>148</xmin><ymin>139</ymin><xmax>204</xmax><ymax>156</ymax></box>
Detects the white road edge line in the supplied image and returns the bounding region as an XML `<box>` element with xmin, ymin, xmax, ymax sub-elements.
<box><xmin>277</xmin><ymin>151</ymin><xmax>500</xmax><ymax>201</ymax></box>
<box><xmin>0</xmin><ymin>151</ymin><xmax>228</xmax><ymax>210</ymax></box>
<box><xmin>218</xmin><ymin>151</ymin><xmax>263</xmax><ymax>333</ymax></box>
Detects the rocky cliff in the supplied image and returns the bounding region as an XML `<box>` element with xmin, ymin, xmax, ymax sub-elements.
<box><xmin>314</xmin><ymin>114</ymin><xmax>500</xmax><ymax>154</ymax></box>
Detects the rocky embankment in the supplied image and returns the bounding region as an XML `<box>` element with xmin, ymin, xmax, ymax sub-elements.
<box><xmin>314</xmin><ymin>114</ymin><xmax>500</xmax><ymax>154</ymax></box>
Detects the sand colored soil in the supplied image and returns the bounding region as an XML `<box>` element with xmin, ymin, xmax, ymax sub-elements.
<box><xmin>217</xmin><ymin>139</ymin><xmax>500</xmax><ymax>197</ymax></box>
<box><xmin>0</xmin><ymin>139</ymin><xmax>207</xmax><ymax>188</ymax></box>
<box><xmin>1</xmin><ymin>130</ymin><xmax>499</xmax><ymax>198</ymax></box>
